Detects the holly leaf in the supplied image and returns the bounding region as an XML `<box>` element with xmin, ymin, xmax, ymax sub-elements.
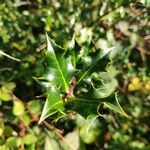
<box><xmin>39</xmin><ymin>87</ymin><xmax>64</xmax><ymax>124</ymax></box>
<box><xmin>77</xmin><ymin>47</ymin><xmax>114</xmax><ymax>84</ymax></box>
<box><xmin>39</xmin><ymin>34</ymin><xmax>76</xmax><ymax>123</ymax></box>
<box><xmin>45</xmin><ymin>34</ymin><xmax>75</xmax><ymax>92</ymax></box>
<box><xmin>103</xmin><ymin>93</ymin><xmax>128</xmax><ymax>117</ymax></box>
<box><xmin>65</xmin><ymin>92</ymin><xmax>127</xmax><ymax>118</ymax></box>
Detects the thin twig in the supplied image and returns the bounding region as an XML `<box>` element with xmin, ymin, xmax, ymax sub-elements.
<box><xmin>117</xmin><ymin>85</ymin><xmax>128</xmax><ymax>96</ymax></box>
<box><xmin>136</xmin><ymin>46</ymin><xmax>150</xmax><ymax>55</ymax></box>
<box><xmin>0</xmin><ymin>50</ymin><xmax>21</xmax><ymax>62</ymax></box>
<box><xmin>13</xmin><ymin>1</ymin><xmax>32</xmax><ymax>7</ymax></box>
<box><xmin>0</xmin><ymin>67</ymin><xmax>12</xmax><ymax>72</ymax></box>
<box><xmin>33</xmin><ymin>115</ymin><xmax>76</xmax><ymax>150</ymax></box>
<box><xmin>36</xmin><ymin>43</ymin><xmax>46</xmax><ymax>52</ymax></box>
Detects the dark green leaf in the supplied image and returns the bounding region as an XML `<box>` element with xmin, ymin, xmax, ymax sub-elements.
<box><xmin>45</xmin><ymin>34</ymin><xmax>75</xmax><ymax>92</ymax></box>
<box><xmin>6</xmin><ymin>137</ymin><xmax>22</xmax><ymax>148</ymax></box>
<box><xmin>77</xmin><ymin>47</ymin><xmax>114</xmax><ymax>84</ymax></box>
<box><xmin>103</xmin><ymin>93</ymin><xmax>128</xmax><ymax>117</ymax></box>
<box><xmin>39</xmin><ymin>88</ymin><xmax>64</xmax><ymax>123</ymax></box>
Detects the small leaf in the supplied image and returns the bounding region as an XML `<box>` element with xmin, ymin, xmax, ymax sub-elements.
<box><xmin>6</xmin><ymin>137</ymin><xmax>22</xmax><ymax>148</ymax></box>
<box><xmin>79</xmin><ymin>115</ymin><xmax>101</xmax><ymax>144</ymax></box>
<box><xmin>76</xmin><ymin>114</ymin><xmax>86</xmax><ymax>127</ymax></box>
<box><xmin>3</xmin><ymin>125</ymin><xmax>14</xmax><ymax>137</ymax></box>
<box><xmin>78</xmin><ymin>27</ymin><xmax>92</xmax><ymax>44</ymax></box>
<box><xmin>23</xmin><ymin>134</ymin><xmax>37</xmax><ymax>145</ymax></box>
<box><xmin>44</xmin><ymin>136</ymin><xmax>61</xmax><ymax>150</ymax></box>
<box><xmin>103</xmin><ymin>93</ymin><xmax>128</xmax><ymax>117</ymax></box>
<box><xmin>0</xmin><ymin>86</ymin><xmax>12</xmax><ymax>101</ymax></box>
<box><xmin>22</xmin><ymin>113</ymin><xmax>31</xmax><ymax>125</ymax></box>
<box><xmin>5</xmin><ymin>82</ymin><xmax>16</xmax><ymax>90</ymax></box>
<box><xmin>13</xmin><ymin>100</ymin><xmax>25</xmax><ymax>116</ymax></box>
<box><xmin>0</xmin><ymin>82</ymin><xmax>16</xmax><ymax>101</ymax></box>
<box><xmin>27</xmin><ymin>100</ymin><xmax>42</xmax><ymax>114</ymax></box>
<box><xmin>64</xmin><ymin>129</ymin><xmax>80</xmax><ymax>150</ymax></box>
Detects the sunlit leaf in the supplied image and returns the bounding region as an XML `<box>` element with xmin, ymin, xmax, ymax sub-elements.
<box><xmin>0</xmin><ymin>122</ymin><xmax>4</xmax><ymax>137</ymax></box>
<box><xmin>23</xmin><ymin>134</ymin><xmax>37</xmax><ymax>145</ymax></box>
<box><xmin>0</xmin><ymin>145</ymin><xmax>9</xmax><ymax>150</ymax></box>
<box><xmin>6</xmin><ymin>137</ymin><xmax>22</xmax><ymax>148</ymax></box>
<box><xmin>22</xmin><ymin>114</ymin><xmax>31</xmax><ymax>126</ymax></box>
<box><xmin>0</xmin><ymin>86</ymin><xmax>12</xmax><ymax>101</ymax></box>
<box><xmin>39</xmin><ymin>34</ymin><xmax>76</xmax><ymax>123</ymax></box>
<box><xmin>13</xmin><ymin>100</ymin><xmax>25</xmax><ymax>116</ymax></box>
<box><xmin>63</xmin><ymin>129</ymin><xmax>80</xmax><ymax>150</ymax></box>
<box><xmin>44</xmin><ymin>135</ymin><xmax>61</xmax><ymax>150</ymax></box>
<box><xmin>79</xmin><ymin>115</ymin><xmax>100</xmax><ymax>144</ymax></box>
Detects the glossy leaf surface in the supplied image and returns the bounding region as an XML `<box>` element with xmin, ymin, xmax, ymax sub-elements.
<box><xmin>77</xmin><ymin>47</ymin><xmax>115</xmax><ymax>84</ymax></box>
<box><xmin>103</xmin><ymin>93</ymin><xmax>128</xmax><ymax>117</ymax></box>
<box><xmin>39</xmin><ymin>35</ymin><xmax>126</xmax><ymax>122</ymax></box>
<box><xmin>45</xmin><ymin>34</ymin><xmax>75</xmax><ymax>92</ymax></box>
<box><xmin>39</xmin><ymin>88</ymin><xmax>64</xmax><ymax>123</ymax></box>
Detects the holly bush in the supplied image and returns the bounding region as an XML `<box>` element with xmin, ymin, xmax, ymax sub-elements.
<box><xmin>0</xmin><ymin>0</ymin><xmax>150</xmax><ymax>149</ymax></box>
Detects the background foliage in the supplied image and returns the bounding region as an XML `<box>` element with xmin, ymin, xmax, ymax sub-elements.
<box><xmin>0</xmin><ymin>0</ymin><xmax>150</xmax><ymax>149</ymax></box>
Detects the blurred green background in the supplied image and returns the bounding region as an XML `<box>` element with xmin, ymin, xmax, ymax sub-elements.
<box><xmin>0</xmin><ymin>0</ymin><xmax>150</xmax><ymax>149</ymax></box>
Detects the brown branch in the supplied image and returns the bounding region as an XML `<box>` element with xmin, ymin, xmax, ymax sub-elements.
<box><xmin>136</xmin><ymin>45</ymin><xmax>150</xmax><ymax>55</ymax></box>
<box><xmin>13</xmin><ymin>1</ymin><xmax>32</xmax><ymax>7</ymax></box>
<box><xmin>31</xmin><ymin>114</ymin><xmax>76</xmax><ymax>150</ymax></box>
<box><xmin>117</xmin><ymin>79</ymin><xmax>129</xmax><ymax>96</ymax></box>
<box><xmin>117</xmin><ymin>85</ymin><xmax>128</xmax><ymax>96</ymax></box>
<box><xmin>36</xmin><ymin>43</ymin><xmax>46</xmax><ymax>52</ymax></box>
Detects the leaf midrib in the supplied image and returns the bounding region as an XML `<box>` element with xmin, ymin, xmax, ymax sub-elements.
<box><xmin>55</xmin><ymin>56</ymin><xmax>68</xmax><ymax>91</ymax></box>
<box><xmin>47</xmin><ymin>35</ymin><xmax>68</xmax><ymax>91</ymax></box>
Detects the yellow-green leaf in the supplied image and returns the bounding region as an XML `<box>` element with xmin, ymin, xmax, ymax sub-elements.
<box><xmin>13</xmin><ymin>100</ymin><xmax>25</xmax><ymax>116</ymax></box>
